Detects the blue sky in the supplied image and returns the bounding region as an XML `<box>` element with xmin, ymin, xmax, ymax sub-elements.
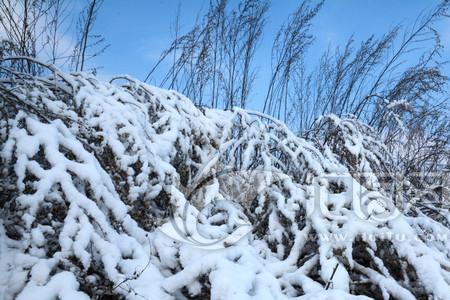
<box><xmin>91</xmin><ymin>0</ymin><xmax>450</xmax><ymax>110</ymax></box>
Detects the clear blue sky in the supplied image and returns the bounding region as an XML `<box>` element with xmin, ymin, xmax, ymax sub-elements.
<box><xmin>91</xmin><ymin>0</ymin><xmax>450</xmax><ymax>111</ymax></box>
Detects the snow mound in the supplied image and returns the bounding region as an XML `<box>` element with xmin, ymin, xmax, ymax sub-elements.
<box><xmin>1</xmin><ymin>68</ymin><xmax>450</xmax><ymax>299</ymax></box>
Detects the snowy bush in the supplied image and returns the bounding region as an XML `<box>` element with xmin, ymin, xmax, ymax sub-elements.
<box><xmin>1</xmin><ymin>59</ymin><xmax>450</xmax><ymax>300</ymax></box>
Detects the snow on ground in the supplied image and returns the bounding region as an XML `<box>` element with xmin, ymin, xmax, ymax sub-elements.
<box><xmin>1</xmin><ymin>72</ymin><xmax>450</xmax><ymax>299</ymax></box>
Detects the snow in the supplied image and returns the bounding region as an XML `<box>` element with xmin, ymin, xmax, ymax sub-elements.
<box><xmin>16</xmin><ymin>272</ymin><xmax>90</xmax><ymax>300</ymax></box>
<box><xmin>1</xmin><ymin>72</ymin><xmax>450</xmax><ymax>299</ymax></box>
